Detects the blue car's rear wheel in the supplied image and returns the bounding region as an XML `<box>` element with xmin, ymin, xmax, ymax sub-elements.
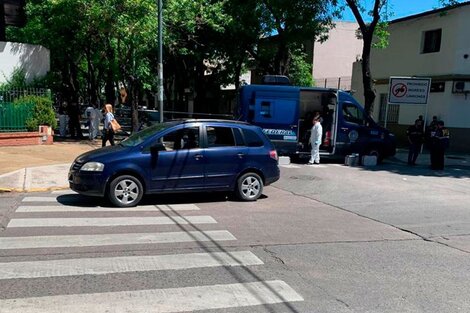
<box><xmin>108</xmin><ymin>175</ymin><xmax>143</xmax><ymax>207</ymax></box>
<box><xmin>236</xmin><ymin>172</ymin><xmax>263</xmax><ymax>201</ymax></box>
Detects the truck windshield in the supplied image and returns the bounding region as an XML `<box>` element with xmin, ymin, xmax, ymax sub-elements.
<box><xmin>120</xmin><ymin>122</ymin><xmax>178</xmax><ymax>147</ymax></box>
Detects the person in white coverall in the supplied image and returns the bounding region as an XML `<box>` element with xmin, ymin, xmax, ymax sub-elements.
<box><xmin>309</xmin><ymin>116</ymin><xmax>323</xmax><ymax>165</ymax></box>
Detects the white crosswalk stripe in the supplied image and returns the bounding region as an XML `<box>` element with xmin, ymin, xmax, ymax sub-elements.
<box><xmin>16</xmin><ymin>204</ymin><xmax>200</xmax><ymax>212</ymax></box>
<box><xmin>0</xmin><ymin>251</ymin><xmax>263</xmax><ymax>279</ymax></box>
<box><xmin>22</xmin><ymin>196</ymin><xmax>64</xmax><ymax>202</ymax></box>
<box><xmin>0</xmin><ymin>192</ymin><xmax>303</xmax><ymax>311</ymax></box>
<box><xmin>0</xmin><ymin>230</ymin><xmax>236</xmax><ymax>250</ymax></box>
<box><xmin>7</xmin><ymin>215</ymin><xmax>217</xmax><ymax>228</ymax></box>
<box><xmin>0</xmin><ymin>280</ymin><xmax>303</xmax><ymax>313</ymax></box>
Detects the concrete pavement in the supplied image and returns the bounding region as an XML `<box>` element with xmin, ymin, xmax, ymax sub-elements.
<box><xmin>0</xmin><ymin>140</ymin><xmax>469</xmax><ymax>192</ymax></box>
<box><xmin>0</xmin><ymin>139</ymin><xmax>99</xmax><ymax>192</ymax></box>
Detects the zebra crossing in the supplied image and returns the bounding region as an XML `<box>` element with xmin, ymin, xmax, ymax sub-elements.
<box><xmin>0</xmin><ymin>190</ymin><xmax>303</xmax><ymax>312</ymax></box>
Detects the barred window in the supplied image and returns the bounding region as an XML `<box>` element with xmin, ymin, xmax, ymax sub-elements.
<box><xmin>379</xmin><ymin>93</ymin><xmax>399</xmax><ymax>125</ymax></box>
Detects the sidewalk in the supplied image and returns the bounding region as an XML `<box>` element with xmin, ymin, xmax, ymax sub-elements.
<box><xmin>0</xmin><ymin>138</ymin><xmax>100</xmax><ymax>192</ymax></box>
<box><xmin>0</xmin><ymin>143</ymin><xmax>469</xmax><ymax>193</ymax></box>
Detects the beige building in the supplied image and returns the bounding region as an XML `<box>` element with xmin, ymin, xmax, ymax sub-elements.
<box><xmin>313</xmin><ymin>21</ymin><xmax>363</xmax><ymax>90</ymax></box>
<box><xmin>0</xmin><ymin>42</ymin><xmax>50</xmax><ymax>84</ymax></box>
<box><xmin>351</xmin><ymin>2</ymin><xmax>470</xmax><ymax>152</ymax></box>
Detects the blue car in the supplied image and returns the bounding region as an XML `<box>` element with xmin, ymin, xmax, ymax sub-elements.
<box><xmin>69</xmin><ymin>119</ymin><xmax>280</xmax><ymax>207</ymax></box>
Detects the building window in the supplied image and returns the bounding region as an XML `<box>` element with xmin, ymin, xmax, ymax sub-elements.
<box><xmin>379</xmin><ymin>94</ymin><xmax>399</xmax><ymax>125</ymax></box>
<box><xmin>422</xmin><ymin>29</ymin><xmax>442</xmax><ymax>54</ymax></box>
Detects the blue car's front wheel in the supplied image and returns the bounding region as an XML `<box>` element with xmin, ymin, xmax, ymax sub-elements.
<box><xmin>108</xmin><ymin>175</ymin><xmax>144</xmax><ymax>207</ymax></box>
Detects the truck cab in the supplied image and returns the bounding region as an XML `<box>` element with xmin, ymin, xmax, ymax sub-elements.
<box><xmin>238</xmin><ymin>84</ymin><xmax>396</xmax><ymax>161</ymax></box>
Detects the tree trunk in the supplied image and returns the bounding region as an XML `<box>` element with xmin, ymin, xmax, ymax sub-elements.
<box><xmin>361</xmin><ymin>34</ymin><xmax>376</xmax><ymax>116</ymax></box>
<box><xmin>0</xmin><ymin>0</ymin><xmax>5</xmax><ymax>41</ymax></box>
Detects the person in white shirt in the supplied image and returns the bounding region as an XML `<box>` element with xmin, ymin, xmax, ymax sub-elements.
<box><xmin>93</xmin><ymin>104</ymin><xmax>103</xmax><ymax>139</ymax></box>
<box><xmin>85</xmin><ymin>104</ymin><xmax>97</xmax><ymax>140</ymax></box>
<box><xmin>309</xmin><ymin>115</ymin><xmax>323</xmax><ymax>165</ymax></box>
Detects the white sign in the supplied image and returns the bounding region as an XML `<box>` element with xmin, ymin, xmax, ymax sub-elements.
<box><xmin>388</xmin><ymin>77</ymin><xmax>431</xmax><ymax>104</ymax></box>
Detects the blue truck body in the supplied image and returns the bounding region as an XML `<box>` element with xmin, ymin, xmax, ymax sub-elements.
<box><xmin>238</xmin><ymin>84</ymin><xmax>396</xmax><ymax>161</ymax></box>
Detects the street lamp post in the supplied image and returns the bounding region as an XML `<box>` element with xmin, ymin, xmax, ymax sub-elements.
<box><xmin>157</xmin><ymin>0</ymin><xmax>164</xmax><ymax>123</ymax></box>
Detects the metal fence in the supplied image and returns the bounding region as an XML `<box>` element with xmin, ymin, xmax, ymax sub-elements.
<box><xmin>315</xmin><ymin>77</ymin><xmax>352</xmax><ymax>91</ymax></box>
<box><xmin>0</xmin><ymin>88</ymin><xmax>51</xmax><ymax>103</ymax></box>
<box><xmin>0</xmin><ymin>88</ymin><xmax>52</xmax><ymax>132</ymax></box>
<box><xmin>0</xmin><ymin>102</ymin><xmax>35</xmax><ymax>132</ymax></box>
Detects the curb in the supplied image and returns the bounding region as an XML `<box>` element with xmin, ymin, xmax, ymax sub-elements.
<box><xmin>0</xmin><ymin>186</ymin><xmax>69</xmax><ymax>193</ymax></box>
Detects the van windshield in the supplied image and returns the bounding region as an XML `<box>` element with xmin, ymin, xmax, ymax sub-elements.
<box><xmin>120</xmin><ymin>122</ymin><xmax>179</xmax><ymax>147</ymax></box>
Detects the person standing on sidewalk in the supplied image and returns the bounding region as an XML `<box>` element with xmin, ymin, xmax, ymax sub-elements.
<box><xmin>58</xmin><ymin>101</ymin><xmax>68</xmax><ymax>138</ymax></box>
<box><xmin>406</xmin><ymin>119</ymin><xmax>424</xmax><ymax>165</ymax></box>
<box><xmin>308</xmin><ymin>115</ymin><xmax>323</xmax><ymax>165</ymax></box>
<box><xmin>102</xmin><ymin>104</ymin><xmax>116</xmax><ymax>147</ymax></box>
<box><xmin>429</xmin><ymin>120</ymin><xmax>450</xmax><ymax>170</ymax></box>
<box><xmin>85</xmin><ymin>103</ymin><xmax>97</xmax><ymax>140</ymax></box>
<box><xmin>94</xmin><ymin>103</ymin><xmax>103</xmax><ymax>139</ymax></box>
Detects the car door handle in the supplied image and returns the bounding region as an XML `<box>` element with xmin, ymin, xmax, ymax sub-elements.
<box><xmin>237</xmin><ymin>153</ymin><xmax>244</xmax><ymax>159</ymax></box>
<box><xmin>194</xmin><ymin>154</ymin><xmax>204</xmax><ymax>160</ymax></box>
<box><xmin>341</xmin><ymin>127</ymin><xmax>349</xmax><ymax>132</ymax></box>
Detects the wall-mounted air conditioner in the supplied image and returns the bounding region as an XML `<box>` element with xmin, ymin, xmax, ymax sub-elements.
<box><xmin>452</xmin><ymin>81</ymin><xmax>470</xmax><ymax>93</ymax></box>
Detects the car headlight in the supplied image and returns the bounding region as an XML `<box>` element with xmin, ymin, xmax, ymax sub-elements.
<box><xmin>80</xmin><ymin>162</ymin><xmax>105</xmax><ymax>172</ymax></box>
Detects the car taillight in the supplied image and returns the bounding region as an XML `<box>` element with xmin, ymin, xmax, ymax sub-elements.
<box><xmin>269</xmin><ymin>150</ymin><xmax>278</xmax><ymax>161</ymax></box>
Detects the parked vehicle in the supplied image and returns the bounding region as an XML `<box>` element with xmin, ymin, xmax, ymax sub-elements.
<box><xmin>238</xmin><ymin>84</ymin><xmax>396</xmax><ymax>162</ymax></box>
<box><xmin>69</xmin><ymin>119</ymin><xmax>280</xmax><ymax>207</ymax></box>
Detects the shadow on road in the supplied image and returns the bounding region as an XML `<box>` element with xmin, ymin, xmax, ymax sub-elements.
<box><xmin>57</xmin><ymin>192</ymin><xmax>268</xmax><ymax>207</ymax></box>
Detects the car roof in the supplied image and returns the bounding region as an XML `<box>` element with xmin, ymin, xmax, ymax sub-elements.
<box><xmin>170</xmin><ymin>119</ymin><xmax>252</xmax><ymax>127</ymax></box>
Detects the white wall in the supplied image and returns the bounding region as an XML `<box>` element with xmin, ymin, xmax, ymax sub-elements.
<box><xmin>351</xmin><ymin>5</ymin><xmax>470</xmax><ymax>129</ymax></box>
<box><xmin>313</xmin><ymin>21</ymin><xmax>362</xmax><ymax>80</ymax></box>
<box><xmin>0</xmin><ymin>42</ymin><xmax>50</xmax><ymax>83</ymax></box>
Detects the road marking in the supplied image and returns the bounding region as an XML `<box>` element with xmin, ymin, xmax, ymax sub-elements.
<box><xmin>280</xmin><ymin>164</ymin><xmax>301</xmax><ymax>169</ymax></box>
<box><xmin>0</xmin><ymin>280</ymin><xmax>303</xmax><ymax>313</ymax></box>
<box><xmin>16</xmin><ymin>204</ymin><xmax>200</xmax><ymax>213</ymax></box>
<box><xmin>22</xmin><ymin>197</ymin><xmax>62</xmax><ymax>202</ymax></box>
<box><xmin>0</xmin><ymin>251</ymin><xmax>263</xmax><ymax>279</ymax></box>
<box><xmin>51</xmin><ymin>190</ymin><xmax>77</xmax><ymax>195</ymax></box>
<box><xmin>7</xmin><ymin>216</ymin><xmax>217</xmax><ymax>228</ymax></box>
<box><xmin>0</xmin><ymin>230</ymin><xmax>236</xmax><ymax>250</ymax></box>
<box><xmin>8</xmin><ymin>215</ymin><xmax>215</xmax><ymax>228</ymax></box>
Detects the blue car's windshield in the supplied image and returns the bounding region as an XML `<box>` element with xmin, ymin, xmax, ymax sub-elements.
<box><xmin>120</xmin><ymin>122</ymin><xmax>179</xmax><ymax>147</ymax></box>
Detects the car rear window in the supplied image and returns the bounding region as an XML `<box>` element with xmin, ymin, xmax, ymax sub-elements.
<box><xmin>242</xmin><ymin>129</ymin><xmax>264</xmax><ymax>147</ymax></box>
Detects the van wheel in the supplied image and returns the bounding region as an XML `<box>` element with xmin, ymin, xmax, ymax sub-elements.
<box><xmin>366</xmin><ymin>148</ymin><xmax>383</xmax><ymax>163</ymax></box>
<box><xmin>108</xmin><ymin>175</ymin><xmax>143</xmax><ymax>207</ymax></box>
<box><xmin>236</xmin><ymin>172</ymin><xmax>263</xmax><ymax>201</ymax></box>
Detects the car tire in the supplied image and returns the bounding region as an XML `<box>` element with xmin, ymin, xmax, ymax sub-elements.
<box><xmin>108</xmin><ymin>175</ymin><xmax>144</xmax><ymax>207</ymax></box>
<box><xmin>366</xmin><ymin>147</ymin><xmax>383</xmax><ymax>164</ymax></box>
<box><xmin>236</xmin><ymin>172</ymin><xmax>263</xmax><ymax>201</ymax></box>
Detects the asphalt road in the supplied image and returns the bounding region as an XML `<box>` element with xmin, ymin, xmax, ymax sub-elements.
<box><xmin>0</xmin><ymin>160</ymin><xmax>469</xmax><ymax>312</ymax></box>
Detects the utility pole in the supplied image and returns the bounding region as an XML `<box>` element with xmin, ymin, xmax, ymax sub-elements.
<box><xmin>157</xmin><ymin>0</ymin><xmax>163</xmax><ymax>123</ymax></box>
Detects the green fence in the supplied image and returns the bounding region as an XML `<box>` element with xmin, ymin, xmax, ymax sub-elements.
<box><xmin>0</xmin><ymin>102</ymin><xmax>35</xmax><ymax>132</ymax></box>
<box><xmin>0</xmin><ymin>88</ymin><xmax>52</xmax><ymax>132</ymax></box>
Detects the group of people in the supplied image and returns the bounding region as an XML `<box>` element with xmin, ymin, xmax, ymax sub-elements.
<box><xmin>58</xmin><ymin>102</ymin><xmax>118</xmax><ymax>147</ymax></box>
<box><xmin>407</xmin><ymin>115</ymin><xmax>450</xmax><ymax>170</ymax></box>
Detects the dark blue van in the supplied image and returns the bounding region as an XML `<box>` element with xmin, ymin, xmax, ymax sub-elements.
<box><xmin>69</xmin><ymin>120</ymin><xmax>280</xmax><ymax>207</ymax></box>
<box><xmin>238</xmin><ymin>84</ymin><xmax>396</xmax><ymax>161</ymax></box>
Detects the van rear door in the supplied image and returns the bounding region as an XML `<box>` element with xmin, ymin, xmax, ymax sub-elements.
<box><xmin>251</xmin><ymin>88</ymin><xmax>299</xmax><ymax>154</ymax></box>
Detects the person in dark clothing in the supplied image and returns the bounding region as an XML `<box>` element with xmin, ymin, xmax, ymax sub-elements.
<box><xmin>407</xmin><ymin>119</ymin><xmax>424</xmax><ymax>165</ymax></box>
<box><xmin>67</xmin><ymin>102</ymin><xmax>84</xmax><ymax>139</ymax></box>
<box><xmin>429</xmin><ymin>120</ymin><xmax>449</xmax><ymax>170</ymax></box>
